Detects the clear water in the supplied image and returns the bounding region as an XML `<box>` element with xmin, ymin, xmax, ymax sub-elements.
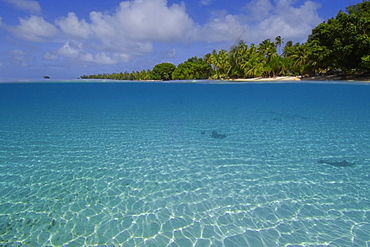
<box><xmin>0</xmin><ymin>81</ymin><xmax>369</xmax><ymax>246</ymax></box>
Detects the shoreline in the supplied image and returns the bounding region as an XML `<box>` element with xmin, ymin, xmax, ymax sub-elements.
<box><xmin>229</xmin><ymin>75</ymin><xmax>370</xmax><ymax>82</ymax></box>
<box><xmin>1</xmin><ymin>75</ymin><xmax>370</xmax><ymax>84</ymax></box>
<box><xmin>229</xmin><ymin>76</ymin><xmax>301</xmax><ymax>82</ymax></box>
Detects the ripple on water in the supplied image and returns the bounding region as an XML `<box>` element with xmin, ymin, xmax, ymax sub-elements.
<box><xmin>1</xmin><ymin>83</ymin><xmax>369</xmax><ymax>246</ymax></box>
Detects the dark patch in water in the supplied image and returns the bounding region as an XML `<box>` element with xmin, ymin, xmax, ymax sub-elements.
<box><xmin>318</xmin><ymin>159</ymin><xmax>355</xmax><ymax>167</ymax></box>
<box><xmin>211</xmin><ymin>131</ymin><xmax>227</xmax><ymax>139</ymax></box>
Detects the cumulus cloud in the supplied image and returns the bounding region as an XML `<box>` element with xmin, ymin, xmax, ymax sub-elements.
<box><xmin>80</xmin><ymin>52</ymin><xmax>130</xmax><ymax>65</ymax></box>
<box><xmin>245</xmin><ymin>0</ymin><xmax>274</xmax><ymax>23</ymax></box>
<box><xmin>244</xmin><ymin>0</ymin><xmax>322</xmax><ymax>42</ymax></box>
<box><xmin>9</xmin><ymin>16</ymin><xmax>58</xmax><ymax>42</ymax></box>
<box><xmin>191</xmin><ymin>0</ymin><xmax>322</xmax><ymax>44</ymax></box>
<box><xmin>200</xmin><ymin>13</ymin><xmax>249</xmax><ymax>42</ymax></box>
<box><xmin>2</xmin><ymin>0</ymin><xmax>41</xmax><ymax>13</ymax></box>
<box><xmin>39</xmin><ymin>0</ymin><xmax>196</xmax><ymax>64</ymax></box>
<box><xmin>53</xmin><ymin>0</ymin><xmax>197</xmax><ymax>47</ymax></box>
<box><xmin>88</xmin><ymin>0</ymin><xmax>196</xmax><ymax>43</ymax></box>
<box><xmin>58</xmin><ymin>41</ymin><xmax>82</xmax><ymax>58</ymax></box>
<box><xmin>55</xmin><ymin>12</ymin><xmax>91</xmax><ymax>39</ymax></box>
<box><xmin>3</xmin><ymin>0</ymin><xmax>323</xmax><ymax>66</ymax></box>
<box><xmin>56</xmin><ymin>40</ymin><xmax>131</xmax><ymax>65</ymax></box>
<box><xmin>52</xmin><ymin>0</ymin><xmax>197</xmax><ymax>63</ymax></box>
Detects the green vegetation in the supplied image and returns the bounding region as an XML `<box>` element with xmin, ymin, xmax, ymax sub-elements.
<box><xmin>80</xmin><ymin>70</ymin><xmax>152</xmax><ymax>80</ymax></box>
<box><xmin>151</xmin><ymin>63</ymin><xmax>176</xmax><ymax>80</ymax></box>
<box><xmin>81</xmin><ymin>0</ymin><xmax>370</xmax><ymax>81</ymax></box>
<box><xmin>306</xmin><ymin>0</ymin><xmax>370</xmax><ymax>74</ymax></box>
<box><xmin>172</xmin><ymin>57</ymin><xmax>213</xmax><ymax>80</ymax></box>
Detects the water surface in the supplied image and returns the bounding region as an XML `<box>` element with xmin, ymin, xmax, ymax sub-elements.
<box><xmin>0</xmin><ymin>81</ymin><xmax>369</xmax><ymax>246</ymax></box>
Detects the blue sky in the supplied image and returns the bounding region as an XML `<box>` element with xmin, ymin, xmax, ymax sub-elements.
<box><xmin>0</xmin><ymin>0</ymin><xmax>358</xmax><ymax>81</ymax></box>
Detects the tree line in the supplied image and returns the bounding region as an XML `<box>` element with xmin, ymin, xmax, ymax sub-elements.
<box><xmin>81</xmin><ymin>0</ymin><xmax>370</xmax><ymax>81</ymax></box>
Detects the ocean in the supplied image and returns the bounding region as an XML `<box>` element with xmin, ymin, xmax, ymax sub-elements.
<box><xmin>0</xmin><ymin>81</ymin><xmax>369</xmax><ymax>246</ymax></box>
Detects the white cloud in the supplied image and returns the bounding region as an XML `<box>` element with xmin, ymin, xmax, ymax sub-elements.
<box><xmin>88</xmin><ymin>0</ymin><xmax>196</xmax><ymax>43</ymax></box>
<box><xmin>2</xmin><ymin>0</ymin><xmax>41</xmax><ymax>14</ymax></box>
<box><xmin>189</xmin><ymin>0</ymin><xmax>322</xmax><ymax>44</ymax></box>
<box><xmin>200</xmin><ymin>13</ymin><xmax>249</xmax><ymax>42</ymax></box>
<box><xmin>5</xmin><ymin>0</ymin><xmax>322</xmax><ymax>47</ymax></box>
<box><xmin>2</xmin><ymin>0</ymin><xmax>323</xmax><ymax>68</ymax></box>
<box><xmin>243</xmin><ymin>0</ymin><xmax>322</xmax><ymax>42</ymax></box>
<box><xmin>80</xmin><ymin>52</ymin><xmax>130</xmax><ymax>65</ymax></box>
<box><xmin>55</xmin><ymin>12</ymin><xmax>91</xmax><ymax>39</ymax></box>
<box><xmin>245</xmin><ymin>0</ymin><xmax>274</xmax><ymax>23</ymax></box>
<box><xmin>53</xmin><ymin>0</ymin><xmax>197</xmax><ymax>51</ymax></box>
<box><xmin>58</xmin><ymin>41</ymin><xmax>82</xmax><ymax>57</ymax></box>
<box><xmin>9</xmin><ymin>16</ymin><xmax>58</xmax><ymax>42</ymax></box>
<box><xmin>52</xmin><ymin>0</ymin><xmax>196</xmax><ymax>63</ymax></box>
<box><xmin>80</xmin><ymin>52</ymin><xmax>115</xmax><ymax>64</ymax></box>
<box><xmin>56</xmin><ymin>40</ymin><xmax>131</xmax><ymax>65</ymax></box>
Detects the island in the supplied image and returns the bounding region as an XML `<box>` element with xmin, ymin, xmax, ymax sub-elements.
<box><xmin>81</xmin><ymin>1</ymin><xmax>369</xmax><ymax>82</ymax></box>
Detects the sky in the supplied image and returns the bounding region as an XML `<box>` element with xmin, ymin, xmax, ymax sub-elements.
<box><xmin>0</xmin><ymin>0</ymin><xmax>360</xmax><ymax>81</ymax></box>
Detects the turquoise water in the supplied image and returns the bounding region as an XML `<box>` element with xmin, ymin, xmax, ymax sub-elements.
<box><xmin>0</xmin><ymin>81</ymin><xmax>369</xmax><ymax>246</ymax></box>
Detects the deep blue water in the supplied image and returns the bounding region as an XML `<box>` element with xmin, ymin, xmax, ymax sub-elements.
<box><xmin>0</xmin><ymin>81</ymin><xmax>369</xmax><ymax>246</ymax></box>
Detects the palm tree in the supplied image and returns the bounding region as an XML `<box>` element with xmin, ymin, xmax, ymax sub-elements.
<box><xmin>258</xmin><ymin>39</ymin><xmax>277</xmax><ymax>64</ymax></box>
<box><xmin>275</xmin><ymin>36</ymin><xmax>284</xmax><ymax>55</ymax></box>
<box><xmin>289</xmin><ymin>44</ymin><xmax>309</xmax><ymax>75</ymax></box>
<box><xmin>207</xmin><ymin>50</ymin><xmax>232</xmax><ymax>79</ymax></box>
<box><xmin>282</xmin><ymin>41</ymin><xmax>293</xmax><ymax>57</ymax></box>
<box><xmin>244</xmin><ymin>57</ymin><xmax>264</xmax><ymax>78</ymax></box>
<box><xmin>229</xmin><ymin>40</ymin><xmax>249</xmax><ymax>78</ymax></box>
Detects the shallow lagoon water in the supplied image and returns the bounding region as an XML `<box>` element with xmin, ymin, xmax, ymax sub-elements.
<box><xmin>0</xmin><ymin>81</ymin><xmax>369</xmax><ymax>246</ymax></box>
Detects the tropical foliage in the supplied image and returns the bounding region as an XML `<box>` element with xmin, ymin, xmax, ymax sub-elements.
<box><xmin>151</xmin><ymin>63</ymin><xmax>176</xmax><ymax>80</ymax></box>
<box><xmin>172</xmin><ymin>57</ymin><xmax>213</xmax><ymax>80</ymax></box>
<box><xmin>81</xmin><ymin>70</ymin><xmax>151</xmax><ymax>80</ymax></box>
<box><xmin>81</xmin><ymin>0</ymin><xmax>369</xmax><ymax>81</ymax></box>
<box><xmin>306</xmin><ymin>0</ymin><xmax>370</xmax><ymax>74</ymax></box>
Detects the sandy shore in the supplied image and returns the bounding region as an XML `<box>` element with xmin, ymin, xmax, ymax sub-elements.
<box><xmin>230</xmin><ymin>76</ymin><xmax>301</xmax><ymax>82</ymax></box>
<box><xmin>229</xmin><ymin>75</ymin><xmax>370</xmax><ymax>82</ymax></box>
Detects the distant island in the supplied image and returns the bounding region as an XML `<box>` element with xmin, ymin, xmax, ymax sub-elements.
<box><xmin>81</xmin><ymin>1</ymin><xmax>370</xmax><ymax>82</ymax></box>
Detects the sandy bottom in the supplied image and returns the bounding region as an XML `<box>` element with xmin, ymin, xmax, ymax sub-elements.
<box><xmin>0</xmin><ymin>82</ymin><xmax>369</xmax><ymax>246</ymax></box>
